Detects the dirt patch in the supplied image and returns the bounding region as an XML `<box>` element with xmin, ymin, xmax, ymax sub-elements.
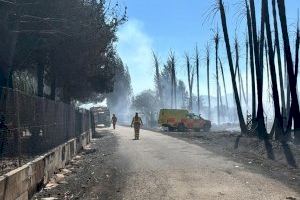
<box><xmin>33</xmin><ymin>129</ymin><xmax>120</xmax><ymax>200</ymax></box>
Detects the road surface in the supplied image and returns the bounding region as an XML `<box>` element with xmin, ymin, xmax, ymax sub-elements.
<box><xmin>108</xmin><ymin>126</ymin><xmax>299</xmax><ymax>200</ymax></box>
<box><xmin>35</xmin><ymin>126</ymin><xmax>300</xmax><ymax>200</ymax></box>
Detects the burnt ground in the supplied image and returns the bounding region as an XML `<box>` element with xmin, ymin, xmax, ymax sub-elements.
<box><xmin>159</xmin><ymin>129</ymin><xmax>300</xmax><ymax>193</ymax></box>
<box><xmin>33</xmin><ymin>129</ymin><xmax>122</xmax><ymax>200</ymax></box>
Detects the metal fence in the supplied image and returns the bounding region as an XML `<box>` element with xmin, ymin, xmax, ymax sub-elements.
<box><xmin>0</xmin><ymin>87</ymin><xmax>91</xmax><ymax>172</ymax></box>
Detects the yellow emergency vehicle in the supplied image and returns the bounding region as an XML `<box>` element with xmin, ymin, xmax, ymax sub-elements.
<box><xmin>158</xmin><ymin>109</ymin><xmax>211</xmax><ymax>132</ymax></box>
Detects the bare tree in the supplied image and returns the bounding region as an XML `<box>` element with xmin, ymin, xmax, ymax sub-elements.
<box><xmin>272</xmin><ymin>0</ymin><xmax>286</xmax><ymax>124</ymax></box>
<box><xmin>219</xmin><ymin>58</ymin><xmax>229</xmax><ymax>111</ymax></box>
<box><xmin>265</xmin><ymin>40</ymin><xmax>271</xmax><ymax>102</ymax></box>
<box><xmin>171</xmin><ymin>53</ymin><xmax>177</xmax><ymax>109</ymax></box>
<box><xmin>195</xmin><ymin>45</ymin><xmax>200</xmax><ymax>114</ymax></box>
<box><xmin>153</xmin><ymin>51</ymin><xmax>163</xmax><ymax>107</ymax></box>
<box><xmin>234</xmin><ymin>37</ymin><xmax>242</xmax><ymax>101</ymax></box>
<box><xmin>277</xmin><ymin>0</ymin><xmax>300</xmax><ymax>142</ymax></box>
<box><xmin>245</xmin><ymin>0</ymin><xmax>257</xmax><ymax>121</ymax></box>
<box><xmin>214</xmin><ymin>30</ymin><xmax>221</xmax><ymax>125</ymax></box>
<box><xmin>264</xmin><ymin>0</ymin><xmax>284</xmax><ymax>138</ymax></box>
<box><xmin>206</xmin><ymin>44</ymin><xmax>211</xmax><ymax>120</ymax></box>
<box><xmin>246</xmin><ymin>36</ymin><xmax>249</xmax><ymax>109</ymax></box>
<box><xmin>295</xmin><ymin>16</ymin><xmax>299</xmax><ymax>84</ymax></box>
<box><xmin>186</xmin><ymin>54</ymin><xmax>194</xmax><ymax>111</ymax></box>
<box><xmin>218</xmin><ymin>0</ymin><xmax>247</xmax><ymax>133</ymax></box>
<box><xmin>250</xmin><ymin>0</ymin><xmax>268</xmax><ymax>138</ymax></box>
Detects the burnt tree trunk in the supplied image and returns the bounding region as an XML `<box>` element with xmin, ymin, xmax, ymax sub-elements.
<box><xmin>264</xmin><ymin>0</ymin><xmax>284</xmax><ymax>139</ymax></box>
<box><xmin>215</xmin><ymin>32</ymin><xmax>220</xmax><ymax>125</ymax></box>
<box><xmin>272</xmin><ymin>0</ymin><xmax>286</xmax><ymax>125</ymax></box>
<box><xmin>250</xmin><ymin>0</ymin><xmax>268</xmax><ymax>138</ymax></box>
<box><xmin>206</xmin><ymin>46</ymin><xmax>211</xmax><ymax>120</ymax></box>
<box><xmin>196</xmin><ymin>46</ymin><xmax>200</xmax><ymax>114</ymax></box>
<box><xmin>246</xmin><ymin>0</ymin><xmax>257</xmax><ymax>121</ymax></box>
<box><xmin>277</xmin><ymin>0</ymin><xmax>300</xmax><ymax>143</ymax></box>
<box><xmin>218</xmin><ymin>0</ymin><xmax>247</xmax><ymax>133</ymax></box>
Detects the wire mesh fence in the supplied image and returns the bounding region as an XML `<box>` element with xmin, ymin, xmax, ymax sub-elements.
<box><xmin>0</xmin><ymin>87</ymin><xmax>92</xmax><ymax>174</ymax></box>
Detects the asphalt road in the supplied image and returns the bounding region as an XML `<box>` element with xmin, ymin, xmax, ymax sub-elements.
<box><xmin>109</xmin><ymin>126</ymin><xmax>299</xmax><ymax>200</ymax></box>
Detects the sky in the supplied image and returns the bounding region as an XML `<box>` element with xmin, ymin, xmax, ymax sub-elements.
<box><xmin>116</xmin><ymin>0</ymin><xmax>300</xmax><ymax>96</ymax></box>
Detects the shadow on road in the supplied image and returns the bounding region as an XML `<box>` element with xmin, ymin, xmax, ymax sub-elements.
<box><xmin>281</xmin><ymin>141</ymin><xmax>298</xmax><ymax>168</ymax></box>
<box><xmin>234</xmin><ymin>135</ymin><xmax>242</xmax><ymax>149</ymax></box>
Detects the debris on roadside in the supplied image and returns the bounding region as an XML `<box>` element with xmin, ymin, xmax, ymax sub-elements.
<box><xmin>60</xmin><ymin>168</ymin><xmax>72</xmax><ymax>176</ymax></box>
<box><xmin>74</xmin><ymin>155</ymin><xmax>82</xmax><ymax>160</ymax></box>
<box><xmin>45</xmin><ymin>180</ymin><xmax>59</xmax><ymax>190</ymax></box>
<box><xmin>82</xmin><ymin>147</ymin><xmax>97</xmax><ymax>155</ymax></box>
<box><xmin>54</xmin><ymin>173</ymin><xmax>65</xmax><ymax>183</ymax></box>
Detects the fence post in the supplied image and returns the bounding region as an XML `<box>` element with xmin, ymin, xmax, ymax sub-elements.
<box><xmin>15</xmin><ymin>90</ymin><xmax>21</xmax><ymax>167</ymax></box>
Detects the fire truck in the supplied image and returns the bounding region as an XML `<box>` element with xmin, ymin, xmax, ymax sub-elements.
<box><xmin>91</xmin><ymin>107</ymin><xmax>111</xmax><ymax>127</ymax></box>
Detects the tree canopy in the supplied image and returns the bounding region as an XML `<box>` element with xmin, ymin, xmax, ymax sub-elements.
<box><xmin>0</xmin><ymin>0</ymin><xmax>127</xmax><ymax>103</ymax></box>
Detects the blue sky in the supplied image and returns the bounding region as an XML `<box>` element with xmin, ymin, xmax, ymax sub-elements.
<box><xmin>116</xmin><ymin>0</ymin><xmax>299</xmax><ymax>96</ymax></box>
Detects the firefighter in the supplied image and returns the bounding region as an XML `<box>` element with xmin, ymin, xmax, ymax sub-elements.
<box><xmin>111</xmin><ymin>114</ymin><xmax>117</xmax><ymax>129</ymax></box>
<box><xmin>131</xmin><ymin>113</ymin><xmax>143</xmax><ymax>140</ymax></box>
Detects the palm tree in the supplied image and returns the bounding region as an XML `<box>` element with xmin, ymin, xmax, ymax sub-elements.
<box><xmin>234</xmin><ymin>38</ymin><xmax>247</xmax><ymax>106</ymax></box>
<box><xmin>218</xmin><ymin>0</ymin><xmax>247</xmax><ymax>133</ymax></box>
<box><xmin>277</xmin><ymin>0</ymin><xmax>300</xmax><ymax>142</ymax></box>
<box><xmin>272</xmin><ymin>0</ymin><xmax>286</xmax><ymax>124</ymax></box>
<box><xmin>295</xmin><ymin>17</ymin><xmax>299</xmax><ymax>82</ymax></box>
<box><xmin>218</xmin><ymin>77</ymin><xmax>224</xmax><ymax>117</ymax></box>
<box><xmin>206</xmin><ymin>44</ymin><xmax>211</xmax><ymax>120</ymax></box>
<box><xmin>219</xmin><ymin>58</ymin><xmax>229</xmax><ymax>111</ymax></box>
<box><xmin>264</xmin><ymin>0</ymin><xmax>284</xmax><ymax>138</ymax></box>
<box><xmin>234</xmin><ymin>37</ymin><xmax>242</xmax><ymax>101</ymax></box>
<box><xmin>265</xmin><ymin>40</ymin><xmax>271</xmax><ymax>102</ymax></box>
<box><xmin>245</xmin><ymin>0</ymin><xmax>257</xmax><ymax>121</ymax></box>
<box><xmin>214</xmin><ymin>30</ymin><xmax>220</xmax><ymax>125</ymax></box>
<box><xmin>250</xmin><ymin>0</ymin><xmax>268</xmax><ymax>138</ymax></box>
<box><xmin>195</xmin><ymin>45</ymin><xmax>200</xmax><ymax>114</ymax></box>
<box><xmin>171</xmin><ymin>55</ymin><xmax>177</xmax><ymax>109</ymax></box>
<box><xmin>186</xmin><ymin>54</ymin><xmax>194</xmax><ymax>111</ymax></box>
<box><xmin>246</xmin><ymin>36</ymin><xmax>249</xmax><ymax>109</ymax></box>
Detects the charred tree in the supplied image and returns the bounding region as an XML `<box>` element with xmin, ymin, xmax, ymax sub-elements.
<box><xmin>246</xmin><ymin>36</ymin><xmax>249</xmax><ymax>109</ymax></box>
<box><xmin>214</xmin><ymin>31</ymin><xmax>221</xmax><ymax>125</ymax></box>
<box><xmin>245</xmin><ymin>0</ymin><xmax>257</xmax><ymax>121</ymax></box>
<box><xmin>250</xmin><ymin>0</ymin><xmax>268</xmax><ymax>138</ymax></box>
<box><xmin>264</xmin><ymin>0</ymin><xmax>284</xmax><ymax>139</ymax></box>
<box><xmin>272</xmin><ymin>0</ymin><xmax>286</xmax><ymax>124</ymax></box>
<box><xmin>219</xmin><ymin>58</ymin><xmax>229</xmax><ymax>111</ymax></box>
<box><xmin>277</xmin><ymin>0</ymin><xmax>300</xmax><ymax>143</ymax></box>
<box><xmin>195</xmin><ymin>45</ymin><xmax>200</xmax><ymax>115</ymax></box>
<box><xmin>218</xmin><ymin>0</ymin><xmax>247</xmax><ymax>133</ymax></box>
<box><xmin>265</xmin><ymin>40</ymin><xmax>271</xmax><ymax>102</ymax></box>
<box><xmin>206</xmin><ymin>45</ymin><xmax>211</xmax><ymax>120</ymax></box>
<box><xmin>234</xmin><ymin>38</ymin><xmax>242</xmax><ymax>102</ymax></box>
<box><xmin>186</xmin><ymin>54</ymin><xmax>194</xmax><ymax>111</ymax></box>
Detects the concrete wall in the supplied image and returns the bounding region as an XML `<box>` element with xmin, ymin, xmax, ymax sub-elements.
<box><xmin>0</xmin><ymin>131</ymin><xmax>91</xmax><ymax>200</ymax></box>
